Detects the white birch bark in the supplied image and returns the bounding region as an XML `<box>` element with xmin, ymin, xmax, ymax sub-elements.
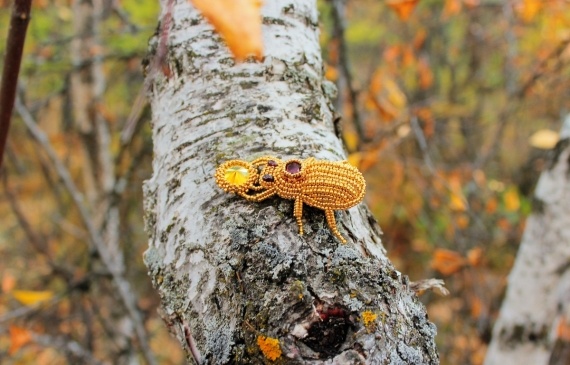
<box><xmin>143</xmin><ymin>1</ymin><xmax>439</xmax><ymax>363</ymax></box>
<box><xmin>485</xmin><ymin>119</ymin><xmax>570</xmax><ymax>365</ymax></box>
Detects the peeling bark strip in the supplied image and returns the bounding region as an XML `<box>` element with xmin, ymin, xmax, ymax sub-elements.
<box><xmin>143</xmin><ymin>1</ymin><xmax>438</xmax><ymax>363</ymax></box>
<box><xmin>485</xmin><ymin>120</ymin><xmax>570</xmax><ymax>365</ymax></box>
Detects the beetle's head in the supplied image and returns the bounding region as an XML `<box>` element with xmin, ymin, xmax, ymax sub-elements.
<box><xmin>258</xmin><ymin>158</ymin><xmax>280</xmax><ymax>188</ymax></box>
<box><xmin>265</xmin><ymin>158</ymin><xmax>303</xmax><ymax>184</ymax></box>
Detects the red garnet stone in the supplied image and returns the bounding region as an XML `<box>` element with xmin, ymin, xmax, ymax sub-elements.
<box><xmin>285</xmin><ymin>161</ymin><xmax>301</xmax><ymax>174</ymax></box>
<box><xmin>262</xmin><ymin>174</ymin><xmax>275</xmax><ymax>182</ymax></box>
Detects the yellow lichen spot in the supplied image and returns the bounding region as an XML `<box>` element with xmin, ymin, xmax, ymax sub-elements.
<box><xmin>362</xmin><ymin>311</ymin><xmax>378</xmax><ymax>327</ymax></box>
<box><xmin>224</xmin><ymin>165</ymin><xmax>249</xmax><ymax>186</ymax></box>
<box><xmin>256</xmin><ymin>335</ymin><xmax>281</xmax><ymax>361</ymax></box>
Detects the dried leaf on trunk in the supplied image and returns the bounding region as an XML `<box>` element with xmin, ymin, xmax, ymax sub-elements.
<box><xmin>190</xmin><ymin>0</ymin><xmax>263</xmax><ymax>61</ymax></box>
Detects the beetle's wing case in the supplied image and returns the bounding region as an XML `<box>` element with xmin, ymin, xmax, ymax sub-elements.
<box><xmin>301</xmin><ymin>160</ymin><xmax>365</xmax><ymax>210</ymax></box>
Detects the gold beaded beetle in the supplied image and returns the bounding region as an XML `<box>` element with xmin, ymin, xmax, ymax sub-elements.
<box><xmin>215</xmin><ymin>156</ymin><xmax>366</xmax><ymax>243</ymax></box>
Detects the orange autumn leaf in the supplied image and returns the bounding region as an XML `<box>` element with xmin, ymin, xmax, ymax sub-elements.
<box><xmin>413</xmin><ymin>28</ymin><xmax>427</xmax><ymax>50</ymax></box>
<box><xmin>402</xmin><ymin>46</ymin><xmax>415</xmax><ymax>67</ymax></box>
<box><xmin>12</xmin><ymin>290</ymin><xmax>54</xmax><ymax>306</ymax></box>
<box><xmin>387</xmin><ymin>0</ymin><xmax>420</xmax><ymax>21</ymax></box>
<box><xmin>432</xmin><ymin>249</ymin><xmax>466</xmax><ymax>276</ymax></box>
<box><xmin>95</xmin><ymin>102</ymin><xmax>117</xmax><ymax>124</ymax></box>
<box><xmin>327</xmin><ymin>39</ymin><xmax>340</xmax><ymax>63</ymax></box>
<box><xmin>448</xmin><ymin>173</ymin><xmax>467</xmax><ymax>211</ymax></box>
<box><xmin>417</xmin><ymin>57</ymin><xmax>434</xmax><ymax>89</ymax></box>
<box><xmin>442</xmin><ymin>0</ymin><xmax>461</xmax><ymax>18</ymax></box>
<box><xmin>466</xmin><ymin>247</ymin><xmax>483</xmax><ymax>267</ymax></box>
<box><xmin>455</xmin><ymin>214</ymin><xmax>469</xmax><ymax>229</ymax></box>
<box><xmin>383</xmin><ymin>84</ymin><xmax>400</xmax><ymax>108</ymax></box>
<box><xmin>485</xmin><ymin>197</ymin><xmax>498</xmax><ymax>214</ymax></box>
<box><xmin>368</xmin><ymin>69</ymin><xmax>407</xmax><ymax>122</ymax></box>
<box><xmin>190</xmin><ymin>0</ymin><xmax>263</xmax><ymax>61</ymax></box>
<box><xmin>463</xmin><ymin>0</ymin><xmax>480</xmax><ymax>9</ymax></box>
<box><xmin>348</xmin><ymin>152</ymin><xmax>362</xmax><ymax>169</ymax></box>
<box><xmin>556</xmin><ymin>317</ymin><xmax>570</xmax><ymax>341</ymax></box>
<box><xmin>325</xmin><ymin>65</ymin><xmax>339</xmax><ymax>82</ymax></box>
<box><xmin>357</xmin><ymin>141</ymin><xmax>387</xmax><ymax>172</ymax></box>
<box><xmin>344</xmin><ymin>131</ymin><xmax>359</xmax><ymax>153</ymax></box>
<box><xmin>360</xmin><ymin>150</ymin><xmax>380</xmax><ymax>172</ymax></box>
<box><xmin>470</xmin><ymin>295</ymin><xmax>483</xmax><ymax>318</ymax></box>
<box><xmin>9</xmin><ymin>325</ymin><xmax>32</xmax><ymax>355</ymax></box>
<box><xmin>449</xmin><ymin>192</ymin><xmax>467</xmax><ymax>211</ymax></box>
<box><xmin>497</xmin><ymin>218</ymin><xmax>511</xmax><ymax>231</ymax></box>
<box><xmin>369</xmin><ymin>68</ymin><xmax>383</xmax><ymax>94</ymax></box>
<box><xmin>516</xmin><ymin>0</ymin><xmax>542</xmax><ymax>22</ymax></box>
<box><xmin>414</xmin><ymin>107</ymin><xmax>434</xmax><ymax>137</ymax></box>
<box><xmin>2</xmin><ymin>272</ymin><xmax>16</xmax><ymax>293</ymax></box>
<box><xmin>383</xmin><ymin>45</ymin><xmax>401</xmax><ymax>64</ymax></box>
<box><xmin>503</xmin><ymin>187</ymin><xmax>520</xmax><ymax>212</ymax></box>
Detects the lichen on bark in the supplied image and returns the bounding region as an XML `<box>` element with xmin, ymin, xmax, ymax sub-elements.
<box><xmin>143</xmin><ymin>0</ymin><xmax>439</xmax><ymax>363</ymax></box>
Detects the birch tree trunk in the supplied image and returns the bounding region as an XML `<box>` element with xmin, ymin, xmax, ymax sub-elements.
<box><xmin>143</xmin><ymin>1</ymin><xmax>439</xmax><ymax>363</ymax></box>
<box><xmin>484</xmin><ymin>118</ymin><xmax>570</xmax><ymax>365</ymax></box>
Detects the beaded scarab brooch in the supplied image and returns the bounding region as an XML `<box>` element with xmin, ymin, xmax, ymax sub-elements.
<box><xmin>215</xmin><ymin>156</ymin><xmax>366</xmax><ymax>243</ymax></box>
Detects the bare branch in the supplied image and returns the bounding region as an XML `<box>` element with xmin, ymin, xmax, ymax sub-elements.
<box><xmin>0</xmin><ymin>294</ymin><xmax>62</xmax><ymax>325</ymax></box>
<box><xmin>1</xmin><ymin>170</ymin><xmax>74</xmax><ymax>281</ymax></box>
<box><xmin>14</xmin><ymin>97</ymin><xmax>157</xmax><ymax>365</ymax></box>
<box><xmin>0</xmin><ymin>0</ymin><xmax>33</xmax><ymax>169</ymax></box>
<box><xmin>330</xmin><ymin>0</ymin><xmax>367</xmax><ymax>148</ymax></box>
<box><xmin>475</xmin><ymin>23</ymin><xmax>570</xmax><ymax>169</ymax></box>
<box><xmin>32</xmin><ymin>332</ymin><xmax>110</xmax><ymax>365</ymax></box>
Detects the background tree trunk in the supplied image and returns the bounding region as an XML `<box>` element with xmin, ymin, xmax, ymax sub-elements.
<box><xmin>143</xmin><ymin>0</ymin><xmax>439</xmax><ymax>363</ymax></box>
<box><xmin>484</xmin><ymin>118</ymin><xmax>570</xmax><ymax>365</ymax></box>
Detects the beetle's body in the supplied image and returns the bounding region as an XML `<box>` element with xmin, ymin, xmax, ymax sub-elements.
<box><xmin>297</xmin><ymin>159</ymin><xmax>365</xmax><ymax>210</ymax></box>
<box><xmin>215</xmin><ymin>156</ymin><xmax>366</xmax><ymax>243</ymax></box>
<box><xmin>259</xmin><ymin>158</ymin><xmax>364</xmax><ymax>209</ymax></box>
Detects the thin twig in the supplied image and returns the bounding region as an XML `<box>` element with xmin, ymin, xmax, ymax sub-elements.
<box><xmin>516</xmin><ymin>37</ymin><xmax>570</xmax><ymax>100</ymax></box>
<box><xmin>111</xmin><ymin>0</ymin><xmax>140</xmax><ymax>32</ymax></box>
<box><xmin>0</xmin><ymin>293</ymin><xmax>62</xmax><ymax>324</ymax></box>
<box><xmin>475</xmin><ymin>23</ymin><xmax>570</xmax><ymax>169</ymax></box>
<box><xmin>410</xmin><ymin>116</ymin><xmax>436</xmax><ymax>172</ymax></box>
<box><xmin>410</xmin><ymin>116</ymin><xmax>469</xmax><ymax>210</ymax></box>
<box><xmin>1</xmin><ymin>170</ymin><xmax>74</xmax><ymax>281</ymax></box>
<box><xmin>14</xmin><ymin>97</ymin><xmax>157</xmax><ymax>365</ymax></box>
<box><xmin>182</xmin><ymin>320</ymin><xmax>202</xmax><ymax>364</ymax></box>
<box><xmin>330</xmin><ymin>0</ymin><xmax>366</xmax><ymax>148</ymax></box>
<box><xmin>120</xmin><ymin>86</ymin><xmax>148</xmax><ymax>145</ymax></box>
<box><xmin>32</xmin><ymin>333</ymin><xmax>110</xmax><ymax>365</ymax></box>
<box><xmin>0</xmin><ymin>0</ymin><xmax>33</xmax><ymax>169</ymax></box>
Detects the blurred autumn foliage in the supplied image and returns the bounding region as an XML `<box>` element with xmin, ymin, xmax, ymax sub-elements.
<box><xmin>0</xmin><ymin>0</ymin><xmax>183</xmax><ymax>363</ymax></box>
<box><xmin>0</xmin><ymin>0</ymin><xmax>569</xmax><ymax>364</ymax></box>
<box><xmin>320</xmin><ymin>0</ymin><xmax>569</xmax><ymax>363</ymax></box>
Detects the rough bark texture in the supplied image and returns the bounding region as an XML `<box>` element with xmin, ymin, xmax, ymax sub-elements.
<box><xmin>143</xmin><ymin>1</ymin><xmax>439</xmax><ymax>363</ymax></box>
<box><xmin>485</xmin><ymin>119</ymin><xmax>570</xmax><ymax>365</ymax></box>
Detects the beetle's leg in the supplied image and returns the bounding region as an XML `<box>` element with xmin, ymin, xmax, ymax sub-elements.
<box><xmin>294</xmin><ymin>197</ymin><xmax>304</xmax><ymax>235</ymax></box>
<box><xmin>325</xmin><ymin>209</ymin><xmax>346</xmax><ymax>244</ymax></box>
<box><xmin>238</xmin><ymin>188</ymin><xmax>276</xmax><ymax>202</ymax></box>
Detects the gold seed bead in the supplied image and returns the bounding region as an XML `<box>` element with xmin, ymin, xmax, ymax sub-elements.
<box><xmin>214</xmin><ymin>156</ymin><xmax>366</xmax><ymax>243</ymax></box>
